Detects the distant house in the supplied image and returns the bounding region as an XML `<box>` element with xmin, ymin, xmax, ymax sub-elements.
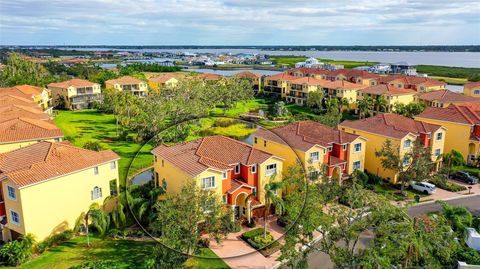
<box><xmin>196</xmin><ymin>73</ymin><xmax>222</xmax><ymax>82</ymax></box>
<box><xmin>148</xmin><ymin>74</ymin><xmax>180</xmax><ymax>92</ymax></box>
<box><xmin>390</xmin><ymin>62</ymin><xmax>417</xmax><ymax>76</ymax></box>
<box><xmin>0</xmin><ymin>118</ymin><xmax>63</xmax><ymax>153</ymax></box>
<box><xmin>263</xmin><ymin>73</ymin><xmax>297</xmax><ymax>98</ymax></box>
<box><xmin>416</xmin><ymin>89</ymin><xmax>479</xmax><ymax>108</ymax></box>
<box><xmin>0</xmin><ymin>85</ymin><xmax>51</xmax><ymax>113</ymax></box>
<box><xmin>105</xmin><ymin>76</ymin><xmax>148</xmax><ymax>97</ymax></box>
<box><xmin>357</xmin><ymin>84</ymin><xmax>416</xmax><ymax>111</ymax></box>
<box><xmin>464</xmin><ymin>81</ymin><xmax>480</xmax><ymax>97</ymax></box>
<box><xmin>48</xmin><ymin>79</ymin><xmax>102</xmax><ymax>110</ymax></box>
<box><xmin>376</xmin><ymin>75</ymin><xmax>446</xmax><ymax>92</ymax></box>
<box><xmin>0</xmin><ymin>141</ymin><xmax>119</xmax><ymax>242</ymax></box>
<box><xmin>234</xmin><ymin>71</ymin><xmax>262</xmax><ymax>94</ymax></box>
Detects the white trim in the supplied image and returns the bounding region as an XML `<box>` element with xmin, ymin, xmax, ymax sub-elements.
<box><xmin>9</xmin><ymin>210</ymin><xmax>20</xmax><ymax>226</ymax></box>
<box><xmin>251</xmin><ymin>164</ymin><xmax>257</xmax><ymax>174</ymax></box>
<box><xmin>6</xmin><ymin>185</ymin><xmax>16</xmax><ymax>201</ymax></box>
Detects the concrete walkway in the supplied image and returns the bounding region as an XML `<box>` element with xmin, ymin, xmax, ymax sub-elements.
<box><xmin>209</xmin><ymin>217</ymin><xmax>283</xmax><ymax>269</ymax></box>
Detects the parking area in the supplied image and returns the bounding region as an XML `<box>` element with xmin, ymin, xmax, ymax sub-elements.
<box><xmin>420</xmin><ymin>179</ymin><xmax>479</xmax><ymax>202</ymax></box>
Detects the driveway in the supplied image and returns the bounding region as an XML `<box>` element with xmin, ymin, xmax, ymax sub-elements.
<box><xmin>209</xmin><ymin>217</ymin><xmax>283</xmax><ymax>269</ymax></box>
<box><xmin>420</xmin><ymin>180</ymin><xmax>479</xmax><ymax>202</ymax></box>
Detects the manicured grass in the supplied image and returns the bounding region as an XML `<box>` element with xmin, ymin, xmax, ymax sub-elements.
<box><xmin>53</xmin><ymin>110</ymin><xmax>154</xmax><ymax>186</ymax></box>
<box><xmin>430</xmin><ymin>76</ymin><xmax>469</xmax><ymax>85</ymax></box>
<box><xmin>210</xmin><ymin>97</ymin><xmax>271</xmax><ymax>118</ymax></box>
<box><xmin>5</xmin><ymin>235</ymin><xmax>155</xmax><ymax>269</ymax></box>
<box><xmin>373</xmin><ymin>184</ymin><xmax>426</xmax><ymax>201</ymax></box>
<box><xmin>185</xmin><ymin>248</ymin><xmax>230</xmax><ymax>269</ymax></box>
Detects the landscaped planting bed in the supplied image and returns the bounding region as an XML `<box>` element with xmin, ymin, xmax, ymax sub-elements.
<box><xmin>241</xmin><ymin>228</ymin><xmax>281</xmax><ymax>257</ymax></box>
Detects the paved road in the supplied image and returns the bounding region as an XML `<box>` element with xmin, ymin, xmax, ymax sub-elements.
<box><xmin>300</xmin><ymin>195</ymin><xmax>480</xmax><ymax>269</ymax></box>
<box><xmin>408</xmin><ymin>194</ymin><xmax>480</xmax><ymax>217</ymax></box>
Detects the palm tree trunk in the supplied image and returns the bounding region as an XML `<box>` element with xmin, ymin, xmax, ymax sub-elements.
<box><xmin>264</xmin><ymin>200</ymin><xmax>268</xmax><ymax>239</ymax></box>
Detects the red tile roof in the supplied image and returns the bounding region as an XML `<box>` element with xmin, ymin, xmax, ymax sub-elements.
<box><xmin>464</xmin><ymin>81</ymin><xmax>480</xmax><ymax>89</ymax></box>
<box><xmin>0</xmin><ymin>95</ymin><xmax>38</xmax><ymax>108</ymax></box>
<box><xmin>416</xmin><ymin>104</ymin><xmax>480</xmax><ymax>125</ymax></box>
<box><xmin>332</xmin><ymin>69</ymin><xmax>380</xmax><ymax>80</ymax></box>
<box><xmin>0</xmin><ymin>141</ymin><xmax>119</xmax><ymax>188</ymax></box>
<box><xmin>148</xmin><ymin>73</ymin><xmax>179</xmax><ymax>83</ymax></box>
<box><xmin>417</xmin><ymin>90</ymin><xmax>478</xmax><ymax>103</ymax></box>
<box><xmin>265</xmin><ymin>73</ymin><xmax>297</xmax><ymax>82</ymax></box>
<box><xmin>106</xmin><ymin>76</ymin><xmax>143</xmax><ymax>85</ymax></box>
<box><xmin>377</xmin><ymin>75</ymin><xmax>446</xmax><ymax>87</ymax></box>
<box><xmin>291</xmin><ymin>76</ymin><xmax>324</xmax><ymax>86</ymax></box>
<box><xmin>197</xmin><ymin>73</ymin><xmax>222</xmax><ymax>81</ymax></box>
<box><xmin>359</xmin><ymin>84</ymin><xmax>416</xmax><ymax>96</ymax></box>
<box><xmin>0</xmin><ymin>118</ymin><xmax>63</xmax><ymax>144</ymax></box>
<box><xmin>287</xmin><ymin>68</ymin><xmax>334</xmax><ymax>76</ymax></box>
<box><xmin>235</xmin><ymin>71</ymin><xmax>262</xmax><ymax>78</ymax></box>
<box><xmin>0</xmin><ymin>86</ymin><xmax>45</xmax><ymax>99</ymax></box>
<box><xmin>254</xmin><ymin>121</ymin><xmax>360</xmax><ymax>151</ymax></box>
<box><xmin>0</xmin><ymin>105</ymin><xmax>50</xmax><ymax>122</ymax></box>
<box><xmin>151</xmin><ymin>136</ymin><xmax>276</xmax><ymax>177</ymax></box>
<box><xmin>48</xmin><ymin>78</ymin><xmax>97</xmax><ymax>89</ymax></box>
<box><xmin>340</xmin><ymin>113</ymin><xmax>442</xmax><ymax>139</ymax></box>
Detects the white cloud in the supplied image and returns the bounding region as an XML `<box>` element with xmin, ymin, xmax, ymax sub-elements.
<box><xmin>0</xmin><ymin>0</ymin><xmax>479</xmax><ymax>45</ymax></box>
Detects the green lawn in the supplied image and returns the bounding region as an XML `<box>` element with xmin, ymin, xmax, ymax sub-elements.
<box><xmin>1</xmin><ymin>235</ymin><xmax>155</xmax><ymax>269</ymax></box>
<box><xmin>373</xmin><ymin>184</ymin><xmax>426</xmax><ymax>201</ymax></box>
<box><xmin>210</xmin><ymin>97</ymin><xmax>272</xmax><ymax>118</ymax></box>
<box><xmin>185</xmin><ymin>248</ymin><xmax>230</xmax><ymax>269</ymax></box>
<box><xmin>54</xmin><ymin>110</ymin><xmax>154</xmax><ymax>186</ymax></box>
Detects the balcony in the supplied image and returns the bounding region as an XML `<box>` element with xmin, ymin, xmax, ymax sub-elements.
<box><xmin>76</xmin><ymin>87</ymin><xmax>95</xmax><ymax>95</ymax></box>
<box><xmin>71</xmin><ymin>93</ymin><xmax>103</xmax><ymax>105</ymax></box>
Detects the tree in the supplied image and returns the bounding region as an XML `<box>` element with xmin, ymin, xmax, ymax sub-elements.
<box><xmin>374</xmin><ymin>95</ymin><xmax>387</xmax><ymax>112</ymax></box>
<box><xmin>0</xmin><ymin>234</ymin><xmax>36</xmax><ymax>266</ymax></box>
<box><xmin>375</xmin><ymin>139</ymin><xmax>434</xmax><ymax>195</ymax></box>
<box><xmin>306</xmin><ymin>91</ymin><xmax>324</xmax><ymax>113</ymax></box>
<box><xmin>213</xmin><ymin>77</ymin><xmax>253</xmax><ymax>115</ymax></box>
<box><xmin>356</xmin><ymin>96</ymin><xmax>374</xmax><ymax>119</ymax></box>
<box><xmin>272</xmin><ymin>101</ymin><xmax>290</xmax><ymax>118</ymax></box>
<box><xmin>262</xmin><ymin>179</ymin><xmax>285</xmax><ymax>239</ymax></box>
<box><xmin>75</xmin><ymin>203</ymin><xmax>110</xmax><ymax>247</ymax></box>
<box><xmin>0</xmin><ymin>53</ymin><xmax>53</xmax><ymax>87</ymax></box>
<box><xmin>82</xmin><ymin>141</ymin><xmax>102</xmax><ymax>151</ymax></box>
<box><xmin>394</xmin><ymin>102</ymin><xmax>426</xmax><ymax>118</ymax></box>
<box><xmin>325</xmin><ymin>98</ymin><xmax>339</xmax><ymax>113</ymax></box>
<box><xmin>340</xmin><ymin>97</ymin><xmax>350</xmax><ymax>113</ymax></box>
<box><xmin>315</xmin><ymin>112</ymin><xmax>342</xmax><ymax>128</ymax></box>
<box><xmin>438</xmin><ymin>201</ymin><xmax>473</xmax><ymax>236</ymax></box>
<box><xmin>442</xmin><ymin>149</ymin><xmax>465</xmax><ymax>177</ymax></box>
<box><xmin>150</xmin><ymin>181</ymin><xmax>229</xmax><ymax>255</ymax></box>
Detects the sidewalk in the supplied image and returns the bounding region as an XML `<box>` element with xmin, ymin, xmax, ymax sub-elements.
<box><xmin>209</xmin><ymin>217</ymin><xmax>283</xmax><ymax>269</ymax></box>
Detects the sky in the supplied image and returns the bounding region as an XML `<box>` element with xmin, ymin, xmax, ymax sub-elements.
<box><xmin>0</xmin><ymin>0</ymin><xmax>479</xmax><ymax>46</ymax></box>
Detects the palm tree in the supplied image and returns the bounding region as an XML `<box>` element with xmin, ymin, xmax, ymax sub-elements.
<box><xmin>76</xmin><ymin>203</ymin><xmax>110</xmax><ymax>247</ymax></box>
<box><xmin>127</xmin><ymin>181</ymin><xmax>165</xmax><ymax>224</ymax></box>
<box><xmin>357</xmin><ymin>96</ymin><xmax>373</xmax><ymax>119</ymax></box>
<box><xmin>339</xmin><ymin>98</ymin><xmax>350</xmax><ymax>113</ymax></box>
<box><xmin>375</xmin><ymin>96</ymin><xmax>387</xmax><ymax>113</ymax></box>
<box><xmin>442</xmin><ymin>149</ymin><xmax>465</xmax><ymax>178</ymax></box>
<box><xmin>262</xmin><ymin>181</ymin><xmax>285</xmax><ymax>239</ymax></box>
<box><xmin>325</xmin><ymin>98</ymin><xmax>339</xmax><ymax>113</ymax></box>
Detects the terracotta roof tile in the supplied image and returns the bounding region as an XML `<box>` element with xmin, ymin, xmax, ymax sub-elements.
<box><xmin>235</xmin><ymin>71</ymin><xmax>262</xmax><ymax>78</ymax></box>
<box><xmin>265</xmin><ymin>73</ymin><xmax>297</xmax><ymax>82</ymax></box>
<box><xmin>0</xmin><ymin>118</ymin><xmax>63</xmax><ymax>144</ymax></box>
<box><xmin>151</xmin><ymin>136</ymin><xmax>275</xmax><ymax>177</ymax></box>
<box><xmin>340</xmin><ymin>113</ymin><xmax>442</xmax><ymax>139</ymax></box>
<box><xmin>255</xmin><ymin>121</ymin><xmax>360</xmax><ymax>151</ymax></box>
<box><xmin>148</xmin><ymin>73</ymin><xmax>179</xmax><ymax>83</ymax></box>
<box><xmin>417</xmin><ymin>90</ymin><xmax>478</xmax><ymax>103</ymax></box>
<box><xmin>0</xmin><ymin>141</ymin><xmax>119</xmax><ymax>188</ymax></box>
<box><xmin>105</xmin><ymin>76</ymin><xmax>143</xmax><ymax>85</ymax></box>
<box><xmin>48</xmin><ymin>79</ymin><xmax>97</xmax><ymax>89</ymax></box>
<box><xmin>197</xmin><ymin>73</ymin><xmax>222</xmax><ymax>81</ymax></box>
<box><xmin>359</xmin><ymin>84</ymin><xmax>416</xmax><ymax>96</ymax></box>
<box><xmin>464</xmin><ymin>81</ymin><xmax>480</xmax><ymax>89</ymax></box>
<box><xmin>0</xmin><ymin>105</ymin><xmax>50</xmax><ymax>121</ymax></box>
<box><xmin>0</xmin><ymin>95</ymin><xmax>38</xmax><ymax>108</ymax></box>
<box><xmin>417</xmin><ymin>104</ymin><xmax>480</xmax><ymax>125</ymax></box>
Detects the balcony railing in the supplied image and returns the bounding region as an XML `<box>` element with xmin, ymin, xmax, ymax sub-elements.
<box><xmin>71</xmin><ymin>93</ymin><xmax>103</xmax><ymax>104</ymax></box>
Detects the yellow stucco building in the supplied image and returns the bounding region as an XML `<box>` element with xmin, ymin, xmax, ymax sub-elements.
<box><xmin>415</xmin><ymin>103</ymin><xmax>480</xmax><ymax>163</ymax></box>
<box><xmin>339</xmin><ymin>113</ymin><xmax>446</xmax><ymax>183</ymax></box>
<box><xmin>357</xmin><ymin>84</ymin><xmax>416</xmax><ymax>112</ymax></box>
<box><xmin>105</xmin><ymin>76</ymin><xmax>148</xmax><ymax>97</ymax></box>
<box><xmin>151</xmin><ymin>136</ymin><xmax>283</xmax><ymax>220</ymax></box>
<box><xmin>48</xmin><ymin>79</ymin><xmax>102</xmax><ymax>110</ymax></box>
<box><xmin>416</xmin><ymin>89</ymin><xmax>479</xmax><ymax>108</ymax></box>
<box><xmin>147</xmin><ymin>74</ymin><xmax>180</xmax><ymax>92</ymax></box>
<box><xmin>263</xmin><ymin>73</ymin><xmax>297</xmax><ymax>98</ymax></box>
<box><xmin>0</xmin><ymin>85</ymin><xmax>51</xmax><ymax>113</ymax></box>
<box><xmin>464</xmin><ymin>82</ymin><xmax>480</xmax><ymax>97</ymax></box>
<box><xmin>253</xmin><ymin>121</ymin><xmax>367</xmax><ymax>181</ymax></box>
<box><xmin>0</xmin><ymin>141</ymin><xmax>119</xmax><ymax>242</ymax></box>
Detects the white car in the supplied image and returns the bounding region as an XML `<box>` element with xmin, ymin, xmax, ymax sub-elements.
<box><xmin>411</xmin><ymin>181</ymin><xmax>436</xmax><ymax>194</ymax></box>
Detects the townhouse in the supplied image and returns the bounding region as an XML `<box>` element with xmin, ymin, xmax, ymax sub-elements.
<box><xmin>48</xmin><ymin>79</ymin><xmax>102</xmax><ymax>110</ymax></box>
<box><xmin>151</xmin><ymin>135</ymin><xmax>283</xmax><ymax>221</ymax></box>
<box><xmin>415</xmin><ymin>103</ymin><xmax>480</xmax><ymax>163</ymax></box>
<box><xmin>332</xmin><ymin>69</ymin><xmax>380</xmax><ymax>86</ymax></box>
<box><xmin>0</xmin><ymin>85</ymin><xmax>51</xmax><ymax>113</ymax></box>
<box><xmin>377</xmin><ymin>75</ymin><xmax>447</xmax><ymax>92</ymax></box>
<box><xmin>322</xmin><ymin>80</ymin><xmax>368</xmax><ymax>105</ymax></box>
<box><xmin>0</xmin><ymin>117</ymin><xmax>64</xmax><ymax>153</ymax></box>
<box><xmin>0</xmin><ymin>141</ymin><xmax>119</xmax><ymax>241</ymax></box>
<box><xmin>105</xmin><ymin>76</ymin><xmax>148</xmax><ymax>97</ymax></box>
<box><xmin>339</xmin><ymin>113</ymin><xmax>446</xmax><ymax>183</ymax></box>
<box><xmin>147</xmin><ymin>74</ymin><xmax>179</xmax><ymax>92</ymax></box>
<box><xmin>464</xmin><ymin>82</ymin><xmax>480</xmax><ymax>97</ymax></box>
<box><xmin>0</xmin><ymin>95</ymin><xmax>39</xmax><ymax>109</ymax></box>
<box><xmin>416</xmin><ymin>89</ymin><xmax>479</xmax><ymax>108</ymax></box>
<box><xmin>286</xmin><ymin>76</ymin><xmax>324</xmax><ymax>106</ymax></box>
<box><xmin>234</xmin><ymin>71</ymin><xmax>262</xmax><ymax>94</ymax></box>
<box><xmin>357</xmin><ymin>84</ymin><xmax>416</xmax><ymax>112</ymax></box>
<box><xmin>263</xmin><ymin>73</ymin><xmax>297</xmax><ymax>98</ymax></box>
<box><xmin>253</xmin><ymin>121</ymin><xmax>367</xmax><ymax>181</ymax></box>
<box><xmin>287</xmin><ymin>68</ymin><xmax>333</xmax><ymax>80</ymax></box>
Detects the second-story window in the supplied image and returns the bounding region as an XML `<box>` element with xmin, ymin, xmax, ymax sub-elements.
<box><xmin>201</xmin><ymin>176</ymin><xmax>215</xmax><ymax>189</ymax></box>
<box><xmin>7</xmin><ymin>185</ymin><xmax>16</xmax><ymax>200</ymax></box>
<box><xmin>436</xmin><ymin>133</ymin><xmax>443</xmax><ymax>141</ymax></box>
<box><xmin>251</xmin><ymin>165</ymin><xmax>257</xmax><ymax>174</ymax></box>
<box><xmin>110</xmin><ymin>161</ymin><xmax>116</xmax><ymax>170</ymax></box>
<box><xmin>162</xmin><ymin>179</ymin><xmax>167</xmax><ymax>191</ymax></box>
<box><xmin>402</xmin><ymin>156</ymin><xmax>410</xmax><ymax>166</ymax></box>
<box><xmin>310</xmin><ymin>152</ymin><xmax>319</xmax><ymax>162</ymax></box>
<box><xmin>403</xmin><ymin>139</ymin><xmax>411</xmax><ymax>149</ymax></box>
<box><xmin>266</xmin><ymin>164</ymin><xmax>277</xmax><ymax>176</ymax></box>
<box><xmin>254</xmin><ymin>137</ymin><xmax>258</xmax><ymax>144</ymax></box>
<box><xmin>354</xmin><ymin>143</ymin><xmax>362</xmax><ymax>152</ymax></box>
<box><xmin>222</xmin><ymin>172</ymin><xmax>228</xmax><ymax>179</ymax></box>
<box><xmin>342</xmin><ymin>145</ymin><xmax>347</xmax><ymax>151</ymax></box>
<box><xmin>235</xmin><ymin>164</ymin><xmax>240</xmax><ymax>174</ymax></box>
<box><xmin>93</xmin><ymin>166</ymin><xmax>99</xmax><ymax>175</ymax></box>
<box><xmin>434</xmin><ymin>149</ymin><xmax>441</xmax><ymax>157</ymax></box>
<box><xmin>91</xmin><ymin>186</ymin><xmax>102</xmax><ymax>200</ymax></box>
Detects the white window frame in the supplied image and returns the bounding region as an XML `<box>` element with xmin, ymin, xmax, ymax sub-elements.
<box><xmin>434</xmin><ymin>149</ymin><xmax>441</xmax><ymax>157</ymax></box>
<box><xmin>403</xmin><ymin>156</ymin><xmax>410</xmax><ymax>166</ymax></box>
<box><xmin>235</xmin><ymin>164</ymin><xmax>240</xmax><ymax>175</ymax></box>
<box><xmin>93</xmin><ymin>166</ymin><xmax>99</xmax><ymax>175</ymax></box>
<box><xmin>436</xmin><ymin>132</ymin><xmax>443</xmax><ymax>141</ymax></box>
<box><xmin>91</xmin><ymin>186</ymin><xmax>102</xmax><ymax>200</ymax></box>
<box><xmin>310</xmin><ymin>151</ymin><xmax>320</xmax><ymax>162</ymax></box>
<box><xmin>252</xmin><ymin>187</ymin><xmax>257</xmax><ymax>197</ymax></box>
<box><xmin>474</xmin><ymin>90</ymin><xmax>480</xmax><ymax>95</ymax></box>
<box><xmin>222</xmin><ymin>171</ymin><xmax>228</xmax><ymax>180</ymax></box>
<box><xmin>354</xmin><ymin>143</ymin><xmax>362</xmax><ymax>152</ymax></box>
<box><xmin>201</xmin><ymin>176</ymin><xmax>216</xmax><ymax>189</ymax></box>
<box><xmin>342</xmin><ymin>144</ymin><xmax>347</xmax><ymax>151</ymax></box>
<box><xmin>9</xmin><ymin>210</ymin><xmax>20</xmax><ymax>226</ymax></box>
<box><xmin>403</xmin><ymin>139</ymin><xmax>411</xmax><ymax>149</ymax></box>
<box><xmin>266</xmin><ymin>164</ymin><xmax>277</xmax><ymax>176</ymax></box>
<box><xmin>353</xmin><ymin>160</ymin><xmax>361</xmax><ymax>170</ymax></box>
<box><xmin>251</xmin><ymin>165</ymin><xmax>257</xmax><ymax>174</ymax></box>
<box><xmin>110</xmin><ymin>161</ymin><xmax>116</xmax><ymax>170</ymax></box>
<box><xmin>309</xmin><ymin>170</ymin><xmax>320</xmax><ymax>180</ymax></box>
<box><xmin>6</xmin><ymin>185</ymin><xmax>16</xmax><ymax>201</ymax></box>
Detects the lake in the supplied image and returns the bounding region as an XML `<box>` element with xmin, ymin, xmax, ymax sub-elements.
<box><xmin>60</xmin><ymin>47</ymin><xmax>480</xmax><ymax>68</ymax></box>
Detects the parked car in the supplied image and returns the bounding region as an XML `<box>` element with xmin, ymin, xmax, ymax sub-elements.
<box><xmin>449</xmin><ymin>171</ymin><xmax>479</xmax><ymax>185</ymax></box>
<box><xmin>411</xmin><ymin>181</ymin><xmax>436</xmax><ymax>194</ymax></box>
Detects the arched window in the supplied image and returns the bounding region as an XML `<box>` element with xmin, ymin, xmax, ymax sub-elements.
<box><xmin>91</xmin><ymin>186</ymin><xmax>102</xmax><ymax>200</ymax></box>
<box><xmin>162</xmin><ymin>179</ymin><xmax>167</xmax><ymax>191</ymax></box>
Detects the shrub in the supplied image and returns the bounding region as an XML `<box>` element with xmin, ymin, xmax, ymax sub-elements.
<box><xmin>249</xmin><ymin>234</ymin><xmax>274</xmax><ymax>249</ymax></box>
<box><xmin>0</xmin><ymin>234</ymin><xmax>36</xmax><ymax>266</ymax></box>
<box><xmin>455</xmin><ymin>246</ymin><xmax>480</xmax><ymax>265</ymax></box>
<box><xmin>245</xmin><ymin>219</ymin><xmax>256</xmax><ymax>228</ymax></box>
<box><xmin>241</xmin><ymin>228</ymin><xmax>264</xmax><ymax>240</ymax></box>
<box><xmin>430</xmin><ymin>176</ymin><xmax>467</xmax><ymax>192</ymax></box>
<box><xmin>37</xmin><ymin>230</ymin><xmax>74</xmax><ymax>253</ymax></box>
<box><xmin>82</xmin><ymin>141</ymin><xmax>102</xmax><ymax>151</ymax></box>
